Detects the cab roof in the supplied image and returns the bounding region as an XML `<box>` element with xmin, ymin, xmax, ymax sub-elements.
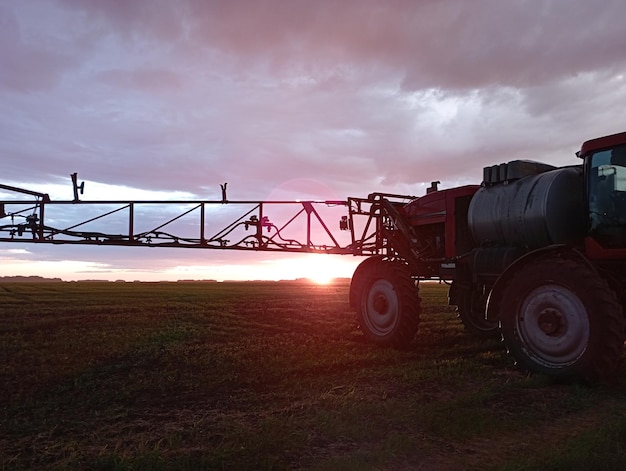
<box><xmin>578</xmin><ymin>131</ymin><xmax>626</xmax><ymax>158</ymax></box>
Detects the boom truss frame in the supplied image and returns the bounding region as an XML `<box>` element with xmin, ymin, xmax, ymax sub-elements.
<box><xmin>0</xmin><ymin>181</ymin><xmax>416</xmax><ymax>259</ymax></box>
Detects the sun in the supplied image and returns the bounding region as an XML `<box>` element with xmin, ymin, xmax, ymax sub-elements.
<box><xmin>308</xmin><ymin>272</ymin><xmax>335</xmax><ymax>285</ymax></box>
<box><xmin>268</xmin><ymin>254</ymin><xmax>359</xmax><ymax>285</ymax></box>
<box><xmin>304</xmin><ymin>255</ymin><xmax>339</xmax><ymax>285</ymax></box>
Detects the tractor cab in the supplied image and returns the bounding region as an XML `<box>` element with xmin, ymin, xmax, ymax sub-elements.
<box><xmin>580</xmin><ymin>132</ymin><xmax>626</xmax><ymax>251</ymax></box>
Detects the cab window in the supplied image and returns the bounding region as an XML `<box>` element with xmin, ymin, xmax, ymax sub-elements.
<box><xmin>588</xmin><ymin>144</ymin><xmax>626</xmax><ymax>245</ymax></box>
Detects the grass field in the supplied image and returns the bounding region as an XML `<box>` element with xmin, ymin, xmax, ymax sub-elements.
<box><xmin>1</xmin><ymin>280</ymin><xmax>625</xmax><ymax>470</ymax></box>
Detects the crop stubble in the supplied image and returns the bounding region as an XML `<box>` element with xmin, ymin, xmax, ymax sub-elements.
<box><xmin>1</xmin><ymin>280</ymin><xmax>625</xmax><ymax>470</ymax></box>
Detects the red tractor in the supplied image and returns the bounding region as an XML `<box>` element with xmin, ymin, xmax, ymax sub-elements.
<box><xmin>349</xmin><ymin>131</ymin><xmax>626</xmax><ymax>381</ymax></box>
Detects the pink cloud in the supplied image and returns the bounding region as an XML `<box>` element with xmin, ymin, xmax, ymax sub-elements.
<box><xmin>97</xmin><ymin>68</ymin><xmax>183</xmax><ymax>92</ymax></box>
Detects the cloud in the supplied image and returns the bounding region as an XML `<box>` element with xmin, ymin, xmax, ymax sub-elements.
<box><xmin>0</xmin><ymin>4</ymin><xmax>72</xmax><ymax>92</ymax></box>
<box><xmin>61</xmin><ymin>0</ymin><xmax>626</xmax><ymax>90</ymax></box>
<box><xmin>4</xmin><ymin>0</ymin><xmax>626</xmax><ymax>192</ymax></box>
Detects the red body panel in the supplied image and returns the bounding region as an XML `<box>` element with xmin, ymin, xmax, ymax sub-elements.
<box><xmin>579</xmin><ymin>131</ymin><xmax>626</xmax><ymax>156</ymax></box>
<box><xmin>404</xmin><ymin>185</ymin><xmax>479</xmax><ymax>258</ymax></box>
<box><xmin>584</xmin><ymin>237</ymin><xmax>626</xmax><ymax>260</ymax></box>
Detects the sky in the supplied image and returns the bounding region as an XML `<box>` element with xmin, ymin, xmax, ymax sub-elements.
<box><xmin>1</xmin><ymin>0</ymin><xmax>626</xmax><ymax>282</ymax></box>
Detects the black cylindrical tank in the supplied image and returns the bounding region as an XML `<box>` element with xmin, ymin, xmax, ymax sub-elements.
<box><xmin>468</xmin><ymin>167</ymin><xmax>586</xmax><ymax>248</ymax></box>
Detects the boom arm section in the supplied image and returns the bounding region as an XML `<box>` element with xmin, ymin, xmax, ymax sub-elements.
<box><xmin>0</xmin><ymin>182</ymin><xmax>421</xmax><ymax>260</ymax></box>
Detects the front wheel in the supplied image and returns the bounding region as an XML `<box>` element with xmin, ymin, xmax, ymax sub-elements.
<box><xmin>353</xmin><ymin>258</ymin><xmax>420</xmax><ymax>348</ymax></box>
<box><xmin>500</xmin><ymin>257</ymin><xmax>624</xmax><ymax>382</ymax></box>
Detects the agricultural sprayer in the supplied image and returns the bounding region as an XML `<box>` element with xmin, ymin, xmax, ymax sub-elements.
<box><xmin>2</xmin><ymin>131</ymin><xmax>626</xmax><ymax>381</ymax></box>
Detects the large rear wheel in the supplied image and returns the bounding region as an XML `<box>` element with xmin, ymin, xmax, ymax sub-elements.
<box><xmin>353</xmin><ymin>258</ymin><xmax>420</xmax><ymax>348</ymax></box>
<box><xmin>500</xmin><ymin>257</ymin><xmax>624</xmax><ymax>381</ymax></box>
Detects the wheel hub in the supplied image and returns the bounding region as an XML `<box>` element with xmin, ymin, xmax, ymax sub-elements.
<box><xmin>373</xmin><ymin>294</ymin><xmax>389</xmax><ymax>314</ymax></box>
<box><xmin>537</xmin><ymin>308</ymin><xmax>564</xmax><ymax>336</ymax></box>
<box><xmin>517</xmin><ymin>284</ymin><xmax>590</xmax><ymax>366</ymax></box>
<box><xmin>362</xmin><ymin>279</ymin><xmax>400</xmax><ymax>335</ymax></box>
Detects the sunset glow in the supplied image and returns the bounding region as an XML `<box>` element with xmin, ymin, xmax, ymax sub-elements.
<box><xmin>0</xmin><ymin>247</ymin><xmax>360</xmax><ymax>283</ymax></box>
<box><xmin>301</xmin><ymin>255</ymin><xmax>342</xmax><ymax>285</ymax></box>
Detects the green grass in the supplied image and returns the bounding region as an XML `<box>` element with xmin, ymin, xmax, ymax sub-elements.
<box><xmin>1</xmin><ymin>280</ymin><xmax>625</xmax><ymax>470</ymax></box>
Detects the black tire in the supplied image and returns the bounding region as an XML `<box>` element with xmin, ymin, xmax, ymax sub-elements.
<box><xmin>354</xmin><ymin>258</ymin><xmax>420</xmax><ymax>348</ymax></box>
<box><xmin>350</xmin><ymin>256</ymin><xmax>385</xmax><ymax>308</ymax></box>
<box><xmin>500</xmin><ymin>257</ymin><xmax>624</xmax><ymax>382</ymax></box>
<box><xmin>454</xmin><ymin>283</ymin><xmax>500</xmax><ymax>338</ymax></box>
